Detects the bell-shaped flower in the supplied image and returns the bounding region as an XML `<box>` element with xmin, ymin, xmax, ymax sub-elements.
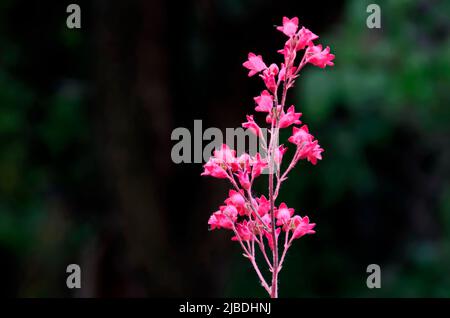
<box><xmin>201</xmin><ymin>159</ymin><xmax>228</xmax><ymax>179</ymax></box>
<box><xmin>290</xmin><ymin>215</ymin><xmax>316</xmax><ymax>239</ymax></box>
<box><xmin>225</xmin><ymin>189</ymin><xmax>247</xmax><ymax>216</ymax></box>
<box><xmin>278</xmin><ymin>105</ymin><xmax>302</xmax><ymax>128</ymax></box>
<box><xmin>208</xmin><ymin>205</ymin><xmax>238</xmax><ymax>230</ymax></box>
<box><xmin>232</xmin><ymin>220</ymin><xmax>254</xmax><ymax>241</ymax></box>
<box><xmin>295</xmin><ymin>27</ymin><xmax>318</xmax><ymax>50</ymax></box>
<box><xmin>254</xmin><ymin>90</ymin><xmax>273</xmax><ymax>113</ymax></box>
<box><xmin>259</xmin><ymin>64</ymin><xmax>278</xmax><ymax>93</ymax></box>
<box><xmin>237</xmin><ymin>170</ymin><xmax>251</xmax><ymax>190</ymax></box>
<box><xmin>276</xmin><ymin>17</ymin><xmax>299</xmax><ymax>37</ymax></box>
<box><xmin>256</xmin><ymin>195</ymin><xmax>270</xmax><ymax>216</ymax></box>
<box><xmin>251</xmin><ymin>153</ymin><xmax>267</xmax><ymax>178</ymax></box>
<box><xmin>243</xmin><ymin>53</ymin><xmax>267</xmax><ymax>77</ymax></box>
<box><xmin>288</xmin><ymin>125</ymin><xmax>314</xmax><ymax>146</ymax></box>
<box><xmin>275</xmin><ymin>202</ymin><xmax>294</xmax><ymax>226</ymax></box>
<box><xmin>242</xmin><ymin>115</ymin><xmax>263</xmax><ymax>137</ymax></box>
<box><xmin>306</xmin><ymin>44</ymin><xmax>335</xmax><ymax>68</ymax></box>
<box><xmin>298</xmin><ymin>140</ymin><xmax>323</xmax><ymax>165</ymax></box>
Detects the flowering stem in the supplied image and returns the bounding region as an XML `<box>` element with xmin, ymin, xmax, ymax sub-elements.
<box><xmin>268</xmin><ymin>99</ymin><xmax>283</xmax><ymax>298</ymax></box>
<box><xmin>268</xmin><ymin>163</ymin><xmax>278</xmax><ymax>298</ymax></box>
<box><xmin>204</xmin><ymin>16</ymin><xmax>331</xmax><ymax>298</ymax></box>
<box><xmin>268</xmin><ymin>51</ymin><xmax>294</xmax><ymax>297</ymax></box>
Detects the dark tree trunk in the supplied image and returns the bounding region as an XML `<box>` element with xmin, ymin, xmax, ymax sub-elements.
<box><xmin>93</xmin><ymin>0</ymin><xmax>179</xmax><ymax>296</ymax></box>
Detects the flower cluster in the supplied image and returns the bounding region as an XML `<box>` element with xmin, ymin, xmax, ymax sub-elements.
<box><xmin>202</xmin><ymin>17</ymin><xmax>333</xmax><ymax>298</ymax></box>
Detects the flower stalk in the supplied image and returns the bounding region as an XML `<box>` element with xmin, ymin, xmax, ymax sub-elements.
<box><xmin>202</xmin><ymin>16</ymin><xmax>334</xmax><ymax>297</ymax></box>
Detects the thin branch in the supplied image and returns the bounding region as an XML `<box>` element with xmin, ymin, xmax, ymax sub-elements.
<box><xmin>278</xmin><ymin>229</ymin><xmax>291</xmax><ymax>270</ymax></box>
<box><xmin>274</xmin><ymin>149</ymin><xmax>300</xmax><ymax>200</ymax></box>
<box><xmin>228</xmin><ymin>216</ymin><xmax>271</xmax><ymax>295</ymax></box>
<box><xmin>257</xmin><ymin>233</ymin><xmax>273</xmax><ymax>271</ymax></box>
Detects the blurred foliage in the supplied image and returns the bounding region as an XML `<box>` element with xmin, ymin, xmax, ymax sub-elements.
<box><xmin>0</xmin><ymin>1</ymin><xmax>93</xmax><ymax>296</ymax></box>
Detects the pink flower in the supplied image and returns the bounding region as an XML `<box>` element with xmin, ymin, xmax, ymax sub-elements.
<box><xmin>232</xmin><ymin>220</ymin><xmax>254</xmax><ymax>241</ymax></box>
<box><xmin>288</xmin><ymin>125</ymin><xmax>314</xmax><ymax>146</ymax></box>
<box><xmin>275</xmin><ymin>202</ymin><xmax>294</xmax><ymax>226</ymax></box>
<box><xmin>236</xmin><ymin>153</ymin><xmax>251</xmax><ymax>171</ymax></box>
<box><xmin>278</xmin><ymin>105</ymin><xmax>302</xmax><ymax>128</ymax></box>
<box><xmin>251</xmin><ymin>153</ymin><xmax>267</xmax><ymax>178</ymax></box>
<box><xmin>274</xmin><ymin>145</ymin><xmax>288</xmax><ymax>166</ymax></box>
<box><xmin>202</xmin><ymin>144</ymin><xmax>238</xmax><ymax>178</ymax></box>
<box><xmin>208</xmin><ymin>205</ymin><xmax>238</xmax><ymax>230</ymax></box>
<box><xmin>243</xmin><ymin>53</ymin><xmax>267</xmax><ymax>77</ymax></box>
<box><xmin>306</xmin><ymin>44</ymin><xmax>335</xmax><ymax>68</ymax></box>
<box><xmin>260</xmin><ymin>64</ymin><xmax>278</xmax><ymax>93</ymax></box>
<box><xmin>213</xmin><ymin>143</ymin><xmax>236</xmax><ymax>164</ymax></box>
<box><xmin>265</xmin><ymin>105</ymin><xmax>301</xmax><ymax>128</ymax></box>
<box><xmin>222</xmin><ymin>204</ymin><xmax>238</xmax><ymax>219</ymax></box>
<box><xmin>295</xmin><ymin>27</ymin><xmax>318</xmax><ymax>50</ymax></box>
<box><xmin>201</xmin><ymin>160</ymin><xmax>228</xmax><ymax>178</ymax></box>
<box><xmin>225</xmin><ymin>190</ymin><xmax>247</xmax><ymax>215</ymax></box>
<box><xmin>256</xmin><ymin>195</ymin><xmax>270</xmax><ymax>216</ymax></box>
<box><xmin>288</xmin><ymin>126</ymin><xmax>323</xmax><ymax>165</ymax></box>
<box><xmin>242</xmin><ymin>115</ymin><xmax>263</xmax><ymax>137</ymax></box>
<box><xmin>254</xmin><ymin>90</ymin><xmax>273</xmax><ymax>113</ymax></box>
<box><xmin>298</xmin><ymin>140</ymin><xmax>323</xmax><ymax>165</ymax></box>
<box><xmin>237</xmin><ymin>170</ymin><xmax>251</xmax><ymax>190</ymax></box>
<box><xmin>208</xmin><ymin>212</ymin><xmax>230</xmax><ymax>230</ymax></box>
<box><xmin>290</xmin><ymin>215</ymin><xmax>316</xmax><ymax>239</ymax></box>
<box><xmin>276</xmin><ymin>17</ymin><xmax>299</xmax><ymax>37</ymax></box>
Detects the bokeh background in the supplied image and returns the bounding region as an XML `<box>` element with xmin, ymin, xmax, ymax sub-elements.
<box><xmin>0</xmin><ymin>0</ymin><xmax>449</xmax><ymax>297</ymax></box>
